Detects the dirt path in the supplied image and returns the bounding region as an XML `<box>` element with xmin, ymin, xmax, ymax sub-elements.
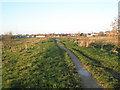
<box><xmin>56</xmin><ymin>39</ymin><xmax>103</xmax><ymax>88</ymax></box>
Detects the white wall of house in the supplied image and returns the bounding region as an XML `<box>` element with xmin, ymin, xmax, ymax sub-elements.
<box><xmin>87</xmin><ymin>33</ymin><xmax>98</xmax><ymax>37</ymax></box>
<box><xmin>26</xmin><ymin>36</ymin><xmax>30</xmax><ymax>38</ymax></box>
<box><xmin>36</xmin><ymin>36</ymin><xmax>45</xmax><ymax>38</ymax></box>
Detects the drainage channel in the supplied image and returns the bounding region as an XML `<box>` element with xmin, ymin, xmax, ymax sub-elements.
<box><xmin>56</xmin><ymin>39</ymin><xmax>103</xmax><ymax>88</ymax></box>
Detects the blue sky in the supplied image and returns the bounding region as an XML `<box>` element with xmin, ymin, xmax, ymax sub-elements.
<box><xmin>0</xmin><ymin>0</ymin><xmax>119</xmax><ymax>34</ymax></box>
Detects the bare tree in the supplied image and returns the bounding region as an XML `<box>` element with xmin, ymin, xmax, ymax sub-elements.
<box><xmin>110</xmin><ymin>18</ymin><xmax>120</xmax><ymax>48</ymax></box>
<box><xmin>118</xmin><ymin>16</ymin><xmax>120</xmax><ymax>48</ymax></box>
<box><xmin>2</xmin><ymin>32</ymin><xmax>14</xmax><ymax>48</ymax></box>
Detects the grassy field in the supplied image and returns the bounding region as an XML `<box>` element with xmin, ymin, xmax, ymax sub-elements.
<box><xmin>2</xmin><ymin>38</ymin><xmax>82</xmax><ymax>88</ymax></box>
<box><xmin>58</xmin><ymin>38</ymin><xmax>119</xmax><ymax>88</ymax></box>
<box><xmin>2</xmin><ymin>37</ymin><xmax>119</xmax><ymax>88</ymax></box>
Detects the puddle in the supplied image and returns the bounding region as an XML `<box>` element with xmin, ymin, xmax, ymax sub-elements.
<box><xmin>57</xmin><ymin>41</ymin><xmax>103</xmax><ymax>88</ymax></box>
<box><xmin>78</xmin><ymin>70</ymin><xmax>91</xmax><ymax>76</ymax></box>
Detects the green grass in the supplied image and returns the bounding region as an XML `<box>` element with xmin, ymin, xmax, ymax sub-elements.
<box><xmin>58</xmin><ymin>38</ymin><xmax>119</xmax><ymax>88</ymax></box>
<box><xmin>2</xmin><ymin>38</ymin><xmax>82</xmax><ymax>88</ymax></box>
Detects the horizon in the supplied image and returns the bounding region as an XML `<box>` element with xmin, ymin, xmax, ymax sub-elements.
<box><xmin>0</xmin><ymin>30</ymin><xmax>112</xmax><ymax>35</ymax></box>
<box><xmin>0</xmin><ymin>0</ymin><xmax>119</xmax><ymax>35</ymax></box>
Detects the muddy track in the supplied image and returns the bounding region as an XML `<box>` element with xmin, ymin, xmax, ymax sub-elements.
<box><xmin>56</xmin><ymin>39</ymin><xmax>103</xmax><ymax>88</ymax></box>
<box><xmin>72</xmin><ymin>48</ymin><xmax>120</xmax><ymax>81</ymax></box>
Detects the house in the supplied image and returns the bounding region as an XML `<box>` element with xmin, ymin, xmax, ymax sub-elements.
<box><xmin>98</xmin><ymin>32</ymin><xmax>106</xmax><ymax>36</ymax></box>
<box><xmin>36</xmin><ymin>35</ymin><xmax>46</xmax><ymax>38</ymax></box>
<box><xmin>86</xmin><ymin>33</ymin><xmax>98</xmax><ymax>37</ymax></box>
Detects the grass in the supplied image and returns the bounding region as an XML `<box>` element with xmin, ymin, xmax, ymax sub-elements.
<box><xmin>2</xmin><ymin>38</ymin><xmax>82</xmax><ymax>88</ymax></box>
<box><xmin>58</xmin><ymin>38</ymin><xmax>119</xmax><ymax>88</ymax></box>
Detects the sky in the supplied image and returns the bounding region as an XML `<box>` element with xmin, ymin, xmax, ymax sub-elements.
<box><xmin>0</xmin><ymin>0</ymin><xmax>119</xmax><ymax>35</ymax></box>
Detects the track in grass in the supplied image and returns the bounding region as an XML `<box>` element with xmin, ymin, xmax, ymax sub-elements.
<box><xmin>56</xmin><ymin>39</ymin><xmax>102</xmax><ymax>88</ymax></box>
<box><xmin>2</xmin><ymin>38</ymin><xmax>82</xmax><ymax>88</ymax></box>
<box><xmin>58</xmin><ymin>38</ymin><xmax>119</xmax><ymax>88</ymax></box>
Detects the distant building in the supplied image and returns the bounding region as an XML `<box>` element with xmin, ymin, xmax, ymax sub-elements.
<box><xmin>86</xmin><ymin>33</ymin><xmax>98</xmax><ymax>37</ymax></box>
<box><xmin>70</xmin><ymin>33</ymin><xmax>80</xmax><ymax>37</ymax></box>
<box><xmin>98</xmin><ymin>32</ymin><xmax>106</xmax><ymax>36</ymax></box>
<box><xmin>15</xmin><ymin>35</ymin><xmax>26</xmax><ymax>38</ymax></box>
<box><xmin>36</xmin><ymin>35</ymin><xmax>46</xmax><ymax>38</ymax></box>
